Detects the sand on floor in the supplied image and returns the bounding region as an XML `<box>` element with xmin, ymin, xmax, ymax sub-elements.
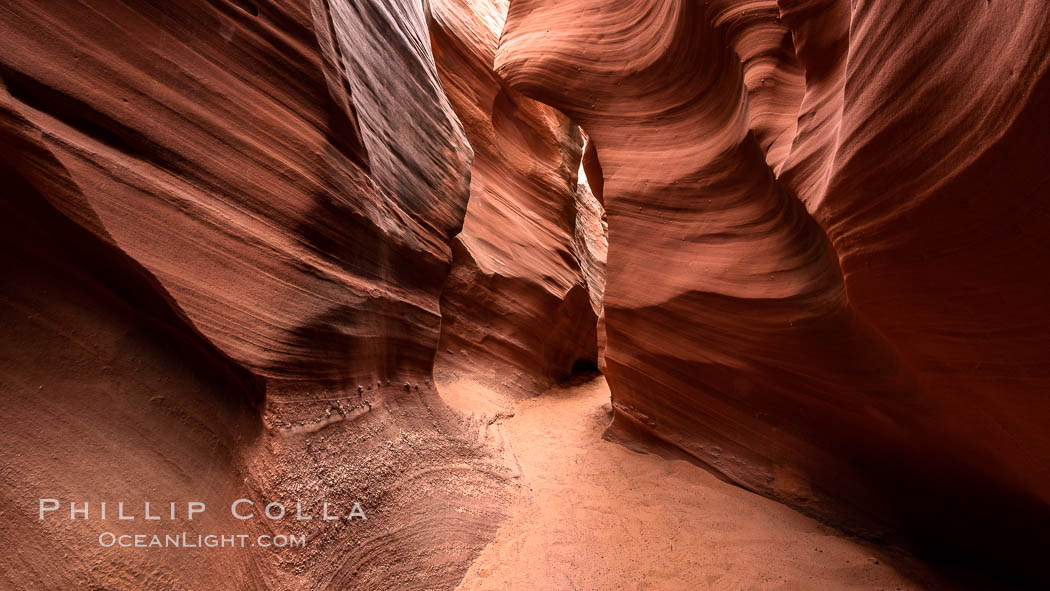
<box><xmin>439</xmin><ymin>374</ymin><xmax>972</xmax><ymax>591</ymax></box>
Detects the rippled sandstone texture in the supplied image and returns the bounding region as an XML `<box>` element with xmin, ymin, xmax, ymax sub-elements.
<box><xmin>4</xmin><ymin>0</ymin><xmax>1050</xmax><ymax>588</ymax></box>
<box><xmin>0</xmin><ymin>1</ymin><xmax>508</xmax><ymax>589</ymax></box>
<box><xmin>430</xmin><ymin>0</ymin><xmax>604</xmax><ymax>395</ymax></box>
<box><xmin>497</xmin><ymin>0</ymin><xmax>1050</xmax><ymax>583</ymax></box>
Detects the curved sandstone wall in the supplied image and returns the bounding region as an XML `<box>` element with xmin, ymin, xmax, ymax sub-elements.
<box><xmin>496</xmin><ymin>0</ymin><xmax>1050</xmax><ymax>581</ymax></box>
<box><xmin>0</xmin><ymin>1</ymin><xmax>503</xmax><ymax>589</ymax></box>
<box><xmin>430</xmin><ymin>0</ymin><xmax>605</xmax><ymax>394</ymax></box>
<box><xmin>2</xmin><ymin>0</ymin><xmax>1049</xmax><ymax>586</ymax></box>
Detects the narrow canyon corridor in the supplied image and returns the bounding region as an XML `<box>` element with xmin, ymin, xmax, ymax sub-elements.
<box><xmin>440</xmin><ymin>376</ymin><xmax>972</xmax><ymax>591</ymax></box>
<box><xmin>2</xmin><ymin>0</ymin><xmax>1049</xmax><ymax>588</ymax></box>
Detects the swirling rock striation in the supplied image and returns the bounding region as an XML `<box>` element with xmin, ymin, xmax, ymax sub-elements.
<box><xmin>430</xmin><ymin>0</ymin><xmax>604</xmax><ymax>394</ymax></box>
<box><xmin>0</xmin><ymin>0</ymin><xmax>469</xmax><ymax>391</ymax></box>
<box><xmin>497</xmin><ymin>0</ymin><xmax>1050</xmax><ymax>582</ymax></box>
<box><xmin>0</xmin><ymin>1</ymin><xmax>508</xmax><ymax>589</ymax></box>
<box><xmin>4</xmin><ymin>0</ymin><xmax>1049</xmax><ymax>586</ymax></box>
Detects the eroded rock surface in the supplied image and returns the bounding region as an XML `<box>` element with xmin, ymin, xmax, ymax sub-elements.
<box><xmin>497</xmin><ymin>0</ymin><xmax>1050</xmax><ymax>582</ymax></box>
<box><xmin>0</xmin><ymin>0</ymin><xmax>476</xmax><ymax>390</ymax></box>
<box><xmin>430</xmin><ymin>0</ymin><xmax>605</xmax><ymax>394</ymax></box>
<box><xmin>3</xmin><ymin>0</ymin><xmax>1049</xmax><ymax>587</ymax></box>
<box><xmin>0</xmin><ymin>1</ymin><xmax>504</xmax><ymax>589</ymax></box>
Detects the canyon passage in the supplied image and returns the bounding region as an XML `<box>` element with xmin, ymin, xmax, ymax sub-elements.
<box><xmin>2</xmin><ymin>0</ymin><xmax>1049</xmax><ymax>589</ymax></box>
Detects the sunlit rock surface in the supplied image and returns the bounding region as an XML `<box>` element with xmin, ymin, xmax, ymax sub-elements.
<box><xmin>431</xmin><ymin>0</ymin><xmax>604</xmax><ymax>394</ymax></box>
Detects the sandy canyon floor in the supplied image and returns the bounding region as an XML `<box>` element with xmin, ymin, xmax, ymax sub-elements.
<box><xmin>438</xmin><ymin>375</ymin><xmax>978</xmax><ymax>591</ymax></box>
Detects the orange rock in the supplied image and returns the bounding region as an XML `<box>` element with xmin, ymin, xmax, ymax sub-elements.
<box><xmin>497</xmin><ymin>0</ymin><xmax>1050</xmax><ymax>582</ymax></box>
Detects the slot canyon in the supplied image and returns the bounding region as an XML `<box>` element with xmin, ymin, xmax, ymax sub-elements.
<box><xmin>1</xmin><ymin>0</ymin><xmax>1048</xmax><ymax>589</ymax></box>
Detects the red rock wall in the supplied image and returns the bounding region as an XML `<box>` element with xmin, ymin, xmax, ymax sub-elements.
<box><xmin>4</xmin><ymin>0</ymin><xmax>1049</xmax><ymax>585</ymax></box>
<box><xmin>573</xmin><ymin>147</ymin><xmax>608</xmax><ymax>319</ymax></box>
<box><xmin>0</xmin><ymin>146</ymin><xmax>264</xmax><ymax>589</ymax></box>
<box><xmin>430</xmin><ymin>0</ymin><xmax>604</xmax><ymax>393</ymax></box>
<box><xmin>496</xmin><ymin>0</ymin><xmax>1050</xmax><ymax>581</ymax></box>
<box><xmin>0</xmin><ymin>0</ymin><xmax>469</xmax><ymax>390</ymax></box>
<box><xmin>0</xmin><ymin>1</ymin><xmax>509</xmax><ymax>589</ymax></box>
